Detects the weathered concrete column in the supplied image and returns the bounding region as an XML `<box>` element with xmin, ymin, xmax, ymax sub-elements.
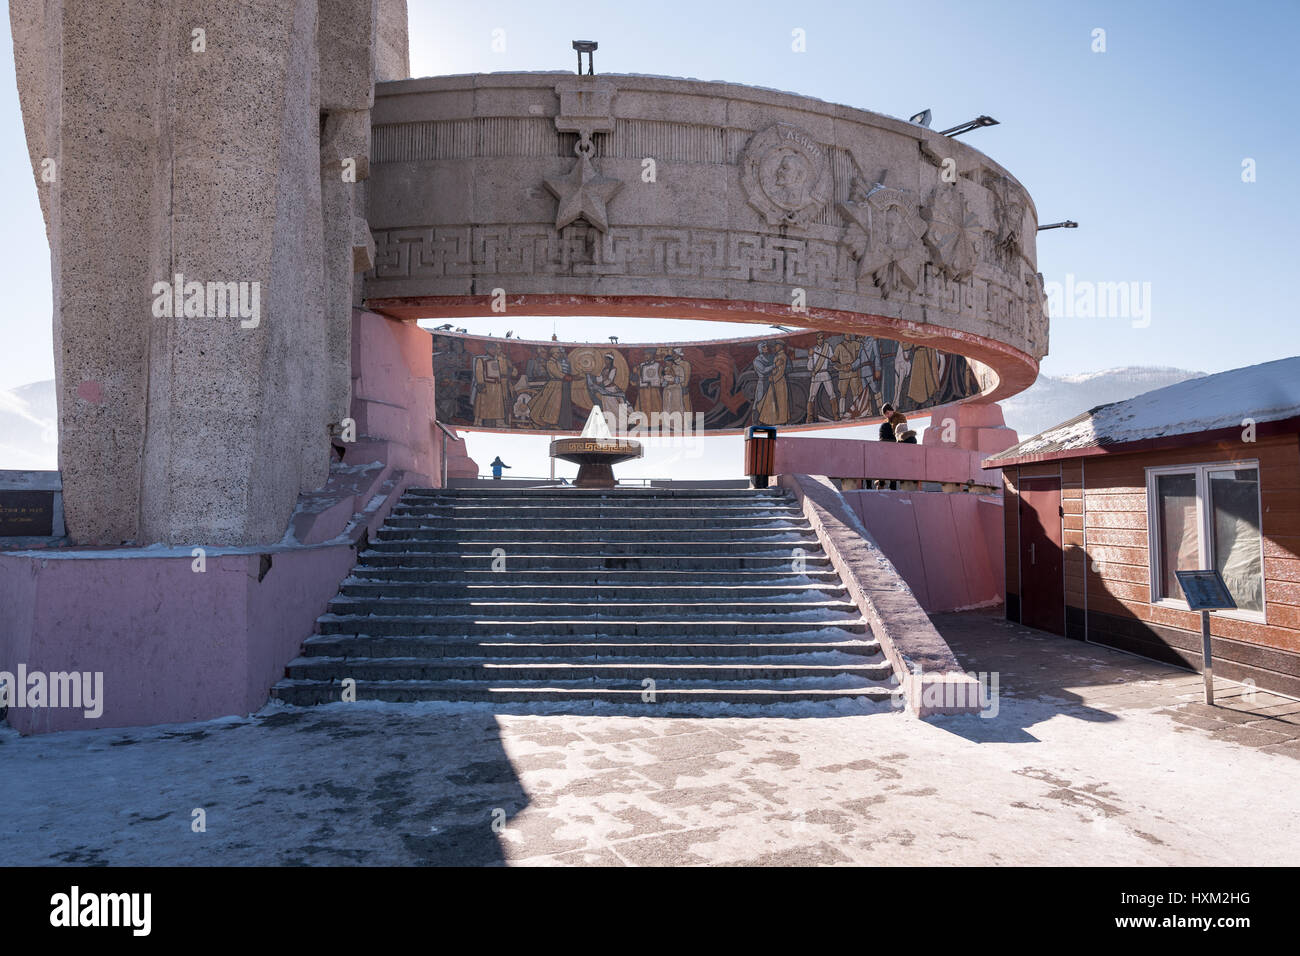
<box><xmin>10</xmin><ymin>0</ymin><xmax>409</xmax><ymax>546</ymax></box>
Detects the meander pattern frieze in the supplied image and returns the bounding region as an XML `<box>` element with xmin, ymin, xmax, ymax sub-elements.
<box><xmin>371</xmin><ymin>222</ymin><xmax>1041</xmax><ymax>351</ymax></box>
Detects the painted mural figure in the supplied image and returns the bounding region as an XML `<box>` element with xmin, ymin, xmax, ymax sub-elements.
<box><xmin>832</xmin><ymin>334</ymin><xmax>860</xmax><ymax>419</ymax></box>
<box><xmin>587</xmin><ymin>353</ymin><xmax>628</xmax><ymax>418</ymax></box>
<box><xmin>529</xmin><ymin>346</ymin><xmax>575</xmax><ymax>430</ymax></box>
<box><xmin>433</xmin><ymin>332</ymin><xmax>980</xmax><ymax>432</ymax></box>
<box><xmin>892</xmin><ymin>343</ymin><xmax>912</xmax><ymax>408</ymax></box>
<box><xmin>756</xmin><ymin>341</ymin><xmax>790</xmax><ymax>425</ymax></box>
<box><xmin>877</xmin><ymin>339</ymin><xmax>898</xmax><ymax>412</ymax></box>
<box><xmin>635</xmin><ymin>348</ymin><xmax>663</xmax><ymax>416</ymax></box>
<box><xmin>661</xmin><ymin>349</ymin><xmax>691</xmax><ymax>418</ymax></box>
<box><xmin>749</xmin><ymin>341</ymin><xmax>773</xmax><ymax>424</ymax></box>
<box><xmin>670</xmin><ymin>348</ymin><xmax>692</xmax><ymax>415</ymax></box>
<box><xmin>906</xmin><ymin>345</ymin><xmax>940</xmax><ymax>407</ymax></box>
<box><xmin>935</xmin><ymin>352</ymin><xmax>978</xmax><ymax>405</ymax></box>
<box><xmin>524</xmin><ymin>346</ymin><xmax>548</xmax><ymax>387</ymax></box>
<box><xmin>471</xmin><ymin>341</ymin><xmax>514</xmax><ymax>427</ymax></box>
<box><xmin>851</xmin><ymin>334</ymin><xmax>883</xmax><ymax>418</ymax></box>
<box><xmin>806</xmin><ymin>331</ymin><xmax>835</xmax><ymax>422</ymax></box>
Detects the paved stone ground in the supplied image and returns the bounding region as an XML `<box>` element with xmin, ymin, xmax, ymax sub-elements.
<box><xmin>3</xmin><ymin>610</ymin><xmax>1299</xmax><ymax>865</ymax></box>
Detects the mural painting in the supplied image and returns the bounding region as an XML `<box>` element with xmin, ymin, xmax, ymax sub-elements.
<box><xmin>432</xmin><ymin>330</ymin><xmax>986</xmax><ymax>433</ymax></box>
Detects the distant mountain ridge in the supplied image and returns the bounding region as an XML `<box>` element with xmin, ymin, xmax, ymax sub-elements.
<box><xmin>1000</xmin><ymin>366</ymin><xmax>1206</xmax><ymax>441</ymax></box>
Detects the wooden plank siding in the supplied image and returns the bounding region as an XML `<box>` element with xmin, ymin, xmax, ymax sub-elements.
<box><xmin>1062</xmin><ymin>459</ymin><xmax>1085</xmax><ymax>637</ymax></box>
<box><xmin>1000</xmin><ymin>432</ymin><xmax>1300</xmax><ymax>697</ymax></box>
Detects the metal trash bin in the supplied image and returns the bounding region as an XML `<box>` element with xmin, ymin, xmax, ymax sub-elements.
<box><xmin>744</xmin><ymin>425</ymin><xmax>778</xmax><ymax>488</ymax></box>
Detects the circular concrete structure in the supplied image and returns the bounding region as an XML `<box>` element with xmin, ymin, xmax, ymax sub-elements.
<box><xmin>363</xmin><ymin>72</ymin><xmax>1048</xmax><ymax>410</ymax></box>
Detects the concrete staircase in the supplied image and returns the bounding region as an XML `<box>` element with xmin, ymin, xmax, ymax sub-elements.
<box><xmin>272</xmin><ymin>487</ymin><xmax>895</xmax><ymax>707</ymax></box>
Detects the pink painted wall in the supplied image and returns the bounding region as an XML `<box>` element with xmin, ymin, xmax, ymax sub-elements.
<box><xmin>773</xmin><ymin>405</ymin><xmax>1016</xmax><ymax>613</ymax></box>
<box><xmin>351</xmin><ymin>308</ymin><xmax>477</xmax><ymax>480</ymax></box>
<box><xmin>774</xmin><ymin>437</ymin><xmax>992</xmax><ymax>485</ymax></box>
<box><xmin>840</xmin><ymin>491</ymin><xmax>1006</xmax><ymax>613</ymax></box>
<box><xmin>0</xmin><ymin>310</ymin><xmax>455</xmax><ymax>734</ymax></box>
<box><xmin>351</xmin><ymin>308</ymin><xmax>439</xmax><ymax>480</ymax></box>
<box><xmin>0</xmin><ymin>546</ymin><xmax>356</xmax><ymax>734</ymax></box>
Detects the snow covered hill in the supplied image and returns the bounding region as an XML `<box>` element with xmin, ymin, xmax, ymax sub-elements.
<box><xmin>999</xmin><ymin>367</ymin><xmax>1206</xmax><ymax>441</ymax></box>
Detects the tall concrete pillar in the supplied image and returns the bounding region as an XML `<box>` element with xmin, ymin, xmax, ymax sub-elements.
<box><xmin>9</xmin><ymin>0</ymin><xmax>409</xmax><ymax>545</ymax></box>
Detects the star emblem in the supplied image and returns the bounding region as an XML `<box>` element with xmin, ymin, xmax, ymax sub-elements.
<box><xmin>838</xmin><ymin>178</ymin><xmax>925</xmax><ymax>297</ymax></box>
<box><xmin>544</xmin><ymin>153</ymin><xmax>622</xmax><ymax>232</ymax></box>
<box><xmin>922</xmin><ymin>186</ymin><xmax>978</xmax><ymax>282</ymax></box>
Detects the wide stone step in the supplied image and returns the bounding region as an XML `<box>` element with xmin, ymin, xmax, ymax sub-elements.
<box><xmin>284</xmin><ymin>655</ymin><xmax>893</xmax><ymax>682</ymax></box>
<box><xmin>315</xmin><ymin>616</ymin><xmax>869</xmax><ymax>637</ymax></box>
<box><xmin>392</xmin><ymin>504</ymin><xmax>803</xmax><ymax>519</ymax></box>
<box><xmin>363</xmin><ymin>540</ymin><xmax>821</xmax><ymax>556</ymax></box>
<box><xmin>270</xmin><ymin>486</ymin><xmax>896</xmax><ymax>712</ymax></box>
<box><xmin>270</xmin><ymin>679</ymin><xmax>894</xmax><ymax>706</ymax></box>
<box><xmin>325</xmin><ymin>597</ymin><xmax>859</xmax><ymax>619</ymax></box>
<box><xmin>300</xmin><ymin>635</ymin><xmax>881</xmax><ymax>658</ymax></box>
<box><xmin>347</xmin><ymin>567</ymin><xmax>841</xmax><ymax>584</ymax></box>
<box><xmin>338</xmin><ymin>581</ymin><xmax>847</xmax><ymax>600</ymax></box>
<box><xmin>375</xmin><ymin>527</ymin><xmax>812</xmax><ymax>543</ymax></box>
<box><xmin>405</xmin><ymin>488</ymin><xmax>790</xmax><ymax>500</ymax></box>
<box><xmin>383</xmin><ymin>515</ymin><xmax>808</xmax><ymax>530</ymax></box>
<box><xmin>356</xmin><ymin>552</ymin><xmax>831</xmax><ymax>571</ymax></box>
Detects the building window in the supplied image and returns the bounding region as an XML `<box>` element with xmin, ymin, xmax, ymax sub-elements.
<box><xmin>1154</xmin><ymin>472</ymin><xmax>1199</xmax><ymax>602</ymax></box>
<box><xmin>1146</xmin><ymin>462</ymin><xmax>1264</xmax><ymax>617</ymax></box>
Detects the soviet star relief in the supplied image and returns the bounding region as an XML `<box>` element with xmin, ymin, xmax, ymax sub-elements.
<box><xmin>545</xmin><ymin>142</ymin><xmax>622</xmax><ymax>232</ymax></box>
<box><xmin>545</xmin><ymin>78</ymin><xmax>622</xmax><ymax>233</ymax></box>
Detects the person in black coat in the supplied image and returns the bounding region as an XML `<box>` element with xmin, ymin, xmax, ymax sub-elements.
<box><xmin>879</xmin><ymin>403</ymin><xmax>908</xmax><ymax>441</ymax></box>
<box><xmin>879</xmin><ymin>403</ymin><xmax>897</xmax><ymax>442</ymax></box>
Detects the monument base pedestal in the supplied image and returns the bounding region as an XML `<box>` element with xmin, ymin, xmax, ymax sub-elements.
<box><xmin>574</xmin><ymin>462</ymin><xmax>616</xmax><ymax>489</ymax></box>
<box><xmin>550</xmin><ymin>436</ymin><xmax>643</xmax><ymax>491</ymax></box>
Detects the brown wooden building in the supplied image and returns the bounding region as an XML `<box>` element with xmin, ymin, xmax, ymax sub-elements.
<box><xmin>985</xmin><ymin>359</ymin><xmax>1300</xmax><ymax>696</ymax></box>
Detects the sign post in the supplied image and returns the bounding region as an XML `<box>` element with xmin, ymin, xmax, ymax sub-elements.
<box><xmin>1174</xmin><ymin>569</ymin><xmax>1236</xmax><ymax>705</ymax></box>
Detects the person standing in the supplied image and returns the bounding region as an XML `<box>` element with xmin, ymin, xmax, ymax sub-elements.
<box><xmin>878</xmin><ymin>403</ymin><xmax>906</xmax><ymax>442</ymax></box>
<box><xmin>876</xmin><ymin>403</ymin><xmax>907</xmax><ymax>490</ymax></box>
<box><xmin>489</xmin><ymin>456</ymin><xmax>511</xmax><ymax>480</ymax></box>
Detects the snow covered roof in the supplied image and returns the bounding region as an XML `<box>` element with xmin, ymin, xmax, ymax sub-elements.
<box><xmin>985</xmin><ymin>356</ymin><xmax>1300</xmax><ymax>467</ymax></box>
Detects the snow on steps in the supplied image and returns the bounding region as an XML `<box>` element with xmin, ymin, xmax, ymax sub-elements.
<box><xmin>271</xmin><ymin>487</ymin><xmax>896</xmax><ymax>708</ymax></box>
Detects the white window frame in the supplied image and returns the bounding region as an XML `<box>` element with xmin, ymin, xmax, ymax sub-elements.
<box><xmin>1145</xmin><ymin>460</ymin><xmax>1266</xmax><ymax>623</ymax></box>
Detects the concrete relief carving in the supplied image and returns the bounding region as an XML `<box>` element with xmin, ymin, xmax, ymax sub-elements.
<box><xmin>984</xmin><ymin>171</ymin><xmax>1027</xmax><ymax>265</ymax></box>
<box><xmin>739</xmin><ymin>123</ymin><xmax>832</xmax><ymax>228</ymax></box>
<box><xmin>365</xmin><ymin>74</ymin><xmax>1050</xmax><ymax>376</ymax></box>
<box><xmin>545</xmin><ymin>80</ymin><xmax>622</xmax><ymax>232</ymax></box>
<box><xmin>545</xmin><ymin>151</ymin><xmax>622</xmax><ymax>232</ymax></box>
<box><xmin>839</xmin><ymin>177</ymin><xmax>926</xmax><ymax>298</ymax></box>
<box><xmin>921</xmin><ymin>185</ymin><xmax>979</xmax><ymax>282</ymax></box>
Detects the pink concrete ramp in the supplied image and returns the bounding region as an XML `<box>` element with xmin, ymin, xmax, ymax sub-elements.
<box><xmin>847</xmin><ymin>491</ymin><xmax>1005</xmax><ymax>613</ymax></box>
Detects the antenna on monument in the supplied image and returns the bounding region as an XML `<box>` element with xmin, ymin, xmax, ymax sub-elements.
<box><xmin>572</xmin><ymin>40</ymin><xmax>598</xmax><ymax>75</ymax></box>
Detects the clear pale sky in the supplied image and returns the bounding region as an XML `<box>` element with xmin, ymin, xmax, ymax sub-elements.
<box><xmin>2</xmin><ymin>1</ymin><xmax>1296</xmax><ymax>474</ymax></box>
